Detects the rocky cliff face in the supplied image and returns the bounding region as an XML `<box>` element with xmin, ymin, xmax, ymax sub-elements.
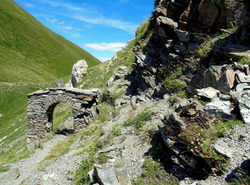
<box><xmin>127</xmin><ymin>0</ymin><xmax>250</xmax><ymax>120</ymax></box>
<box><xmin>121</xmin><ymin>0</ymin><xmax>250</xmax><ymax>182</ymax></box>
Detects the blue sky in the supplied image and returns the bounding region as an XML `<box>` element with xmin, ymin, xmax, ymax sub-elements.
<box><xmin>13</xmin><ymin>0</ymin><xmax>154</xmax><ymax>62</ymax></box>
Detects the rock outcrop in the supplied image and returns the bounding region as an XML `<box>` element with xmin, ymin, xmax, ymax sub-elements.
<box><xmin>71</xmin><ymin>59</ymin><xmax>88</xmax><ymax>88</ymax></box>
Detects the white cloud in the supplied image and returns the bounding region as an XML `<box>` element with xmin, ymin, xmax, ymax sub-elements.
<box><xmin>39</xmin><ymin>0</ymin><xmax>84</xmax><ymax>11</ymax></box>
<box><xmin>63</xmin><ymin>26</ymin><xmax>73</xmax><ymax>30</ymax></box>
<box><xmin>46</xmin><ymin>18</ymin><xmax>57</xmax><ymax>24</ymax></box>
<box><xmin>23</xmin><ymin>3</ymin><xmax>36</xmax><ymax>8</ymax></box>
<box><xmin>73</xmin><ymin>16</ymin><xmax>138</xmax><ymax>33</ymax></box>
<box><xmin>84</xmin><ymin>42</ymin><xmax>126</xmax><ymax>52</ymax></box>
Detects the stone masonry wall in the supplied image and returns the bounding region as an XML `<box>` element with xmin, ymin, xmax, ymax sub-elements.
<box><xmin>27</xmin><ymin>88</ymin><xmax>100</xmax><ymax>140</ymax></box>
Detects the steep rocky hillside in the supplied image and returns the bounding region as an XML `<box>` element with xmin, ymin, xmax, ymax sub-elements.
<box><xmin>0</xmin><ymin>0</ymin><xmax>249</xmax><ymax>185</ymax></box>
<box><xmin>0</xmin><ymin>0</ymin><xmax>100</xmax><ymax>83</ymax></box>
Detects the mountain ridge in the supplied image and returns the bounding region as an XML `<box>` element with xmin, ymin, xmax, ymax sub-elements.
<box><xmin>0</xmin><ymin>0</ymin><xmax>100</xmax><ymax>84</ymax></box>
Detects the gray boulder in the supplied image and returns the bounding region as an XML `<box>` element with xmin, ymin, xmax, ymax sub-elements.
<box><xmin>202</xmin><ymin>98</ymin><xmax>233</xmax><ymax>118</ymax></box>
<box><xmin>175</xmin><ymin>29</ymin><xmax>191</xmax><ymax>42</ymax></box>
<box><xmin>196</xmin><ymin>87</ymin><xmax>220</xmax><ymax>99</ymax></box>
<box><xmin>116</xmin><ymin>171</ymin><xmax>131</xmax><ymax>185</ymax></box>
<box><xmin>238</xmin><ymin>91</ymin><xmax>250</xmax><ymax>124</ymax></box>
<box><xmin>56</xmin><ymin>78</ymin><xmax>65</xmax><ymax>87</ymax></box>
<box><xmin>215</xmin><ymin>69</ymin><xmax>235</xmax><ymax>94</ymax></box>
<box><xmin>213</xmin><ymin>139</ymin><xmax>236</xmax><ymax>158</ymax></box>
<box><xmin>235</xmin><ymin>70</ymin><xmax>250</xmax><ymax>83</ymax></box>
<box><xmin>204</xmin><ymin>65</ymin><xmax>222</xmax><ymax>87</ymax></box>
<box><xmin>57</xmin><ymin>117</ymin><xmax>74</xmax><ymax>132</ymax></box>
<box><xmin>0</xmin><ymin>168</ymin><xmax>20</xmax><ymax>185</ymax></box>
<box><xmin>236</xmin><ymin>83</ymin><xmax>250</xmax><ymax>92</ymax></box>
<box><xmin>157</xmin><ymin>16</ymin><xmax>178</xmax><ymax>28</ymax></box>
<box><xmin>93</xmin><ymin>165</ymin><xmax>120</xmax><ymax>185</ymax></box>
<box><xmin>198</xmin><ymin>0</ymin><xmax>219</xmax><ymax>27</ymax></box>
<box><xmin>203</xmin><ymin>66</ymin><xmax>235</xmax><ymax>94</ymax></box>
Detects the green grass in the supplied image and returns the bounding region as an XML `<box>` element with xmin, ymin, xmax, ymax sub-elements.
<box><xmin>0</xmin><ymin>84</ymin><xmax>47</xmax><ymax>170</ymax></box>
<box><xmin>74</xmin><ymin>155</ymin><xmax>96</xmax><ymax>185</ymax></box>
<box><xmin>52</xmin><ymin>103</ymin><xmax>74</xmax><ymax>132</ymax></box>
<box><xmin>0</xmin><ymin>137</ymin><xmax>34</xmax><ymax>172</ymax></box>
<box><xmin>124</xmin><ymin>108</ymin><xmax>151</xmax><ymax>129</ymax></box>
<box><xmin>38</xmin><ymin>136</ymin><xmax>75</xmax><ymax>171</ymax></box>
<box><xmin>0</xmin><ymin>84</ymin><xmax>44</xmax><ymax>147</ymax></box>
<box><xmin>163</xmin><ymin>66</ymin><xmax>187</xmax><ymax>93</ymax></box>
<box><xmin>178</xmin><ymin>119</ymin><xmax>244</xmax><ymax>169</ymax></box>
<box><xmin>238</xmin><ymin>56</ymin><xmax>250</xmax><ymax>65</ymax></box>
<box><xmin>0</xmin><ymin>0</ymin><xmax>100</xmax><ymax>83</ymax></box>
<box><xmin>111</xmin><ymin>124</ymin><xmax>122</xmax><ymax>136</ymax></box>
<box><xmin>132</xmin><ymin>156</ymin><xmax>178</xmax><ymax>185</ymax></box>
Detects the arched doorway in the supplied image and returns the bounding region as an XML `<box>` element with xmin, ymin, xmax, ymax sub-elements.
<box><xmin>27</xmin><ymin>88</ymin><xmax>100</xmax><ymax>140</ymax></box>
<box><xmin>53</xmin><ymin>103</ymin><xmax>74</xmax><ymax>134</ymax></box>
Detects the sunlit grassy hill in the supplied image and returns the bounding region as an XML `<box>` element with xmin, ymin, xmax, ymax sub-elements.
<box><xmin>0</xmin><ymin>0</ymin><xmax>100</xmax><ymax>83</ymax></box>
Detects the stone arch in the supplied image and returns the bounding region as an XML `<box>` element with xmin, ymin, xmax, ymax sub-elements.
<box><xmin>47</xmin><ymin>101</ymin><xmax>74</xmax><ymax>133</ymax></box>
<box><xmin>27</xmin><ymin>88</ymin><xmax>100</xmax><ymax>140</ymax></box>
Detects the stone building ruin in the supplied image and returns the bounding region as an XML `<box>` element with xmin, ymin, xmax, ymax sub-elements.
<box><xmin>27</xmin><ymin>88</ymin><xmax>100</xmax><ymax>140</ymax></box>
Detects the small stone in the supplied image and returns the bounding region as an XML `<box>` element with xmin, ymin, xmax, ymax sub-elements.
<box><xmin>114</xmin><ymin>99</ymin><xmax>125</xmax><ymax>108</ymax></box>
<box><xmin>116</xmin><ymin>170</ymin><xmax>132</xmax><ymax>185</ymax></box>
<box><xmin>216</xmin><ymin>69</ymin><xmax>235</xmax><ymax>94</ymax></box>
<box><xmin>236</xmin><ymin>83</ymin><xmax>250</xmax><ymax>92</ymax></box>
<box><xmin>93</xmin><ymin>165</ymin><xmax>120</xmax><ymax>185</ymax></box>
<box><xmin>197</xmin><ymin>87</ymin><xmax>220</xmax><ymax>99</ymax></box>
<box><xmin>28</xmin><ymin>140</ymin><xmax>40</xmax><ymax>150</ymax></box>
<box><xmin>157</xmin><ymin>16</ymin><xmax>178</xmax><ymax>28</ymax></box>
<box><xmin>213</xmin><ymin>139</ymin><xmax>236</xmax><ymax>158</ymax></box>
<box><xmin>56</xmin><ymin>78</ymin><xmax>65</xmax><ymax>87</ymax></box>
<box><xmin>175</xmin><ymin>29</ymin><xmax>191</xmax><ymax>42</ymax></box>
<box><xmin>238</xmin><ymin>91</ymin><xmax>250</xmax><ymax>124</ymax></box>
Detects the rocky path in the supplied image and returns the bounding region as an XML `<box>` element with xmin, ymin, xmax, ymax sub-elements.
<box><xmin>0</xmin><ymin>134</ymin><xmax>83</xmax><ymax>185</ymax></box>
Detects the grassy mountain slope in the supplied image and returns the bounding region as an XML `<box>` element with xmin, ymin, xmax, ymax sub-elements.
<box><xmin>0</xmin><ymin>0</ymin><xmax>100</xmax><ymax>83</ymax></box>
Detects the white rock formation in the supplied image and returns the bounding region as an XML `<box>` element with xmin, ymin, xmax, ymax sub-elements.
<box><xmin>71</xmin><ymin>59</ymin><xmax>88</xmax><ymax>87</ymax></box>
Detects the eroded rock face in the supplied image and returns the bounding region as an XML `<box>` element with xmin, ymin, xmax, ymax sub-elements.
<box><xmin>71</xmin><ymin>59</ymin><xmax>88</xmax><ymax>88</ymax></box>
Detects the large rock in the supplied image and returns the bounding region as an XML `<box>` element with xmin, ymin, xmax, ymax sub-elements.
<box><xmin>56</xmin><ymin>78</ymin><xmax>65</xmax><ymax>87</ymax></box>
<box><xmin>238</xmin><ymin>91</ymin><xmax>250</xmax><ymax>124</ymax></box>
<box><xmin>216</xmin><ymin>69</ymin><xmax>235</xmax><ymax>94</ymax></box>
<box><xmin>175</xmin><ymin>29</ymin><xmax>191</xmax><ymax>42</ymax></box>
<box><xmin>213</xmin><ymin>138</ymin><xmax>236</xmax><ymax>158</ymax></box>
<box><xmin>157</xmin><ymin>16</ymin><xmax>178</xmax><ymax>28</ymax></box>
<box><xmin>198</xmin><ymin>0</ymin><xmax>219</xmax><ymax>27</ymax></box>
<box><xmin>203</xmin><ymin>66</ymin><xmax>235</xmax><ymax>94</ymax></box>
<box><xmin>202</xmin><ymin>98</ymin><xmax>234</xmax><ymax>118</ymax></box>
<box><xmin>71</xmin><ymin>59</ymin><xmax>88</xmax><ymax>88</ymax></box>
<box><xmin>57</xmin><ymin>117</ymin><xmax>74</xmax><ymax>132</ymax></box>
<box><xmin>116</xmin><ymin>171</ymin><xmax>132</xmax><ymax>185</ymax></box>
<box><xmin>197</xmin><ymin>87</ymin><xmax>220</xmax><ymax>99</ymax></box>
<box><xmin>204</xmin><ymin>65</ymin><xmax>222</xmax><ymax>87</ymax></box>
<box><xmin>93</xmin><ymin>165</ymin><xmax>120</xmax><ymax>185</ymax></box>
<box><xmin>235</xmin><ymin>70</ymin><xmax>250</xmax><ymax>83</ymax></box>
<box><xmin>106</xmin><ymin>66</ymin><xmax>129</xmax><ymax>87</ymax></box>
<box><xmin>0</xmin><ymin>168</ymin><xmax>20</xmax><ymax>184</ymax></box>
